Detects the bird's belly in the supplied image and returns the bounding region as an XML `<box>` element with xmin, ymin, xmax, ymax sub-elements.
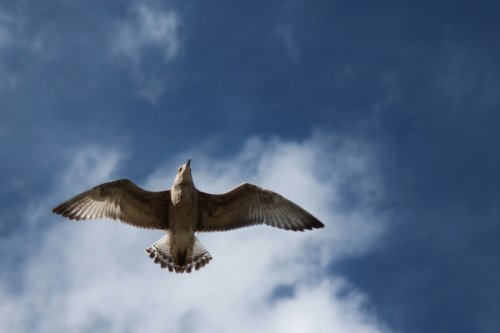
<box><xmin>172</xmin><ymin>229</ymin><xmax>193</xmax><ymax>250</ymax></box>
<box><xmin>169</xmin><ymin>186</ymin><xmax>198</xmax><ymax>250</ymax></box>
<box><xmin>169</xmin><ymin>203</ymin><xmax>197</xmax><ymax>245</ymax></box>
<box><xmin>170</xmin><ymin>223</ymin><xmax>194</xmax><ymax>255</ymax></box>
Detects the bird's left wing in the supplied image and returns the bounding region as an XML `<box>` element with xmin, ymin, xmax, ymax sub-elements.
<box><xmin>197</xmin><ymin>183</ymin><xmax>324</xmax><ymax>232</ymax></box>
<box><xmin>52</xmin><ymin>179</ymin><xmax>171</xmax><ymax>230</ymax></box>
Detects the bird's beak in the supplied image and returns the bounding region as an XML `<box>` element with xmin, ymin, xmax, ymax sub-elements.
<box><xmin>186</xmin><ymin>159</ymin><xmax>191</xmax><ymax>168</ymax></box>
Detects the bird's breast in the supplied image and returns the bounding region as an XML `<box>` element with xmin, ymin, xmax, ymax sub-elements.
<box><xmin>170</xmin><ymin>186</ymin><xmax>199</xmax><ymax>233</ymax></box>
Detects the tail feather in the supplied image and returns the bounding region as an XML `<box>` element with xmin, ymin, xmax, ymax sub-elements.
<box><xmin>146</xmin><ymin>235</ymin><xmax>212</xmax><ymax>273</ymax></box>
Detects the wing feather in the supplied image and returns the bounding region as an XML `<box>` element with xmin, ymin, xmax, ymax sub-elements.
<box><xmin>197</xmin><ymin>183</ymin><xmax>324</xmax><ymax>232</ymax></box>
<box><xmin>52</xmin><ymin>179</ymin><xmax>171</xmax><ymax>230</ymax></box>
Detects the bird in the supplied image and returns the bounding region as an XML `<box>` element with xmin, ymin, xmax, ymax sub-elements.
<box><xmin>52</xmin><ymin>159</ymin><xmax>324</xmax><ymax>273</ymax></box>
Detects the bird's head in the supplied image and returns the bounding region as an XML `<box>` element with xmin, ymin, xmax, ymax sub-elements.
<box><xmin>173</xmin><ymin>159</ymin><xmax>193</xmax><ymax>186</ymax></box>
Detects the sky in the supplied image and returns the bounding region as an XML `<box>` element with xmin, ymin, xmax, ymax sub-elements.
<box><xmin>0</xmin><ymin>0</ymin><xmax>499</xmax><ymax>332</ymax></box>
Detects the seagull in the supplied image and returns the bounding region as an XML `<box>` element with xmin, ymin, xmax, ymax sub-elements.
<box><xmin>52</xmin><ymin>159</ymin><xmax>324</xmax><ymax>273</ymax></box>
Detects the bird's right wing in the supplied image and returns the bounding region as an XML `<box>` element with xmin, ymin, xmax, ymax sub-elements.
<box><xmin>197</xmin><ymin>183</ymin><xmax>324</xmax><ymax>232</ymax></box>
<box><xmin>52</xmin><ymin>179</ymin><xmax>171</xmax><ymax>230</ymax></box>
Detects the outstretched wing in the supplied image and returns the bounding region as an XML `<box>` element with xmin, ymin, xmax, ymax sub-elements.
<box><xmin>197</xmin><ymin>183</ymin><xmax>324</xmax><ymax>232</ymax></box>
<box><xmin>52</xmin><ymin>179</ymin><xmax>171</xmax><ymax>230</ymax></box>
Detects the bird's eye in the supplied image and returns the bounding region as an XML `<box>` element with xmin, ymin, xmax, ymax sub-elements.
<box><xmin>178</xmin><ymin>167</ymin><xmax>183</xmax><ymax>172</ymax></box>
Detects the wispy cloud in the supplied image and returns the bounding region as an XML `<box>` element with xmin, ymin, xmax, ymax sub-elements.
<box><xmin>0</xmin><ymin>9</ymin><xmax>19</xmax><ymax>91</ymax></box>
<box><xmin>0</xmin><ymin>135</ymin><xmax>390</xmax><ymax>333</ymax></box>
<box><xmin>112</xmin><ymin>4</ymin><xmax>179</xmax><ymax>62</ymax></box>
<box><xmin>0</xmin><ymin>11</ymin><xmax>13</xmax><ymax>48</ymax></box>
<box><xmin>60</xmin><ymin>146</ymin><xmax>125</xmax><ymax>193</ymax></box>
<box><xmin>275</xmin><ymin>26</ymin><xmax>299</xmax><ymax>61</ymax></box>
<box><xmin>0</xmin><ymin>7</ymin><xmax>46</xmax><ymax>92</ymax></box>
<box><xmin>111</xmin><ymin>3</ymin><xmax>180</xmax><ymax>103</ymax></box>
<box><xmin>434</xmin><ymin>41</ymin><xmax>500</xmax><ymax>111</ymax></box>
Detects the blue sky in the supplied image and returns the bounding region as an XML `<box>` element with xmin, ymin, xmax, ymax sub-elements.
<box><xmin>1</xmin><ymin>0</ymin><xmax>499</xmax><ymax>332</ymax></box>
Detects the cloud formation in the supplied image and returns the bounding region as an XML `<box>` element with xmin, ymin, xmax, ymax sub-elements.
<box><xmin>111</xmin><ymin>3</ymin><xmax>180</xmax><ymax>103</ymax></box>
<box><xmin>112</xmin><ymin>4</ymin><xmax>180</xmax><ymax>63</ymax></box>
<box><xmin>0</xmin><ymin>135</ymin><xmax>390</xmax><ymax>333</ymax></box>
<box><xmin>0</xmin><ymin>6</ymin><xmax>46</xmax><ymax>92</ymax></box>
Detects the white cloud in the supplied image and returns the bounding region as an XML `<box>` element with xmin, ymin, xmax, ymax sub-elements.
<box><xmin>60</xmin><ymin>146</ymin><xmax>125</xmax><ymax>193</ymax></box>
<box><xmin>112</xmin><ymin>4</ymin><xmax>179</xmax><ymax>62</ymax></box>
<box><xmin>0</xmin><ymin>7</ymin><xmax>46</xmax><ymax>92</ymax></box>
<box><xmin>0</xmin><ymin>135</ymin><xmax>391</xmax><ymax>333</ymax></box>
<box><xmin>111</xmin><ymin>3</ymin><xmax>180</xmax><ymax>103</ymax></box>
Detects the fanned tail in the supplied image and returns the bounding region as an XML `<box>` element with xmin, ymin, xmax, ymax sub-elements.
<box><xmin>145</xmin><ymin>235</ymin><xmax>212</xmax><ymax>273</ymax></box>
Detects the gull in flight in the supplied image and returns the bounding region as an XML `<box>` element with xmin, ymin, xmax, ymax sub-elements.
<box><xmin>53</xmin><ymin>159</ymin><xmax>324</xmax><ymax>273</ymax></box>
